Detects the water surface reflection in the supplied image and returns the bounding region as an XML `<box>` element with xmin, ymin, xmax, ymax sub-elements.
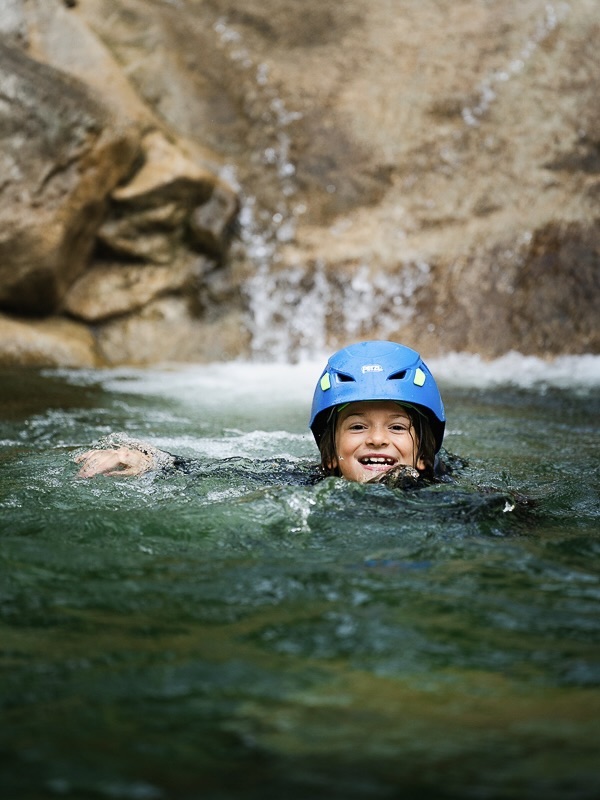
<box><xmin>1</xmin><ymin>358</ymin><xmax>599</xmax><ymax>799</ymax></box>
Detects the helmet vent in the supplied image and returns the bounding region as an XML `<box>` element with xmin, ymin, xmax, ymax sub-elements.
<box><xmin>388</xmin><ymin>370</ymin><xmax>407</xmax><ymax>380</ymax></box>
<box><xmin>336</xmin><ymin>372</ymin><xmax>356</xmax><ymax>383</ymax></box>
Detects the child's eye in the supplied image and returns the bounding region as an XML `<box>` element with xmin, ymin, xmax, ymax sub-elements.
<box><xmin>390</xmin><ymin>424</ymin><xmax>409</xmax><ymax>432</ymax></box>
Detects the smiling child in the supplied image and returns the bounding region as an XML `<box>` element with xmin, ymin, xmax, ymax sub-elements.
<box><xmin>75</xmin><ymin>340</ymin><xmax>446</xmax><ymax>485</ymax></box>
<box><xmin>309</xmin><ymin>340</ymin><xmax>444</xmax><ymax>484</ymax></box>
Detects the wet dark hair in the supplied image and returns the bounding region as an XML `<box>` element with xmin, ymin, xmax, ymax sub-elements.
<box><xmin>318</xmin><ymin>402</ymin><xmax>436</xmax><ymax>480</ymax></box>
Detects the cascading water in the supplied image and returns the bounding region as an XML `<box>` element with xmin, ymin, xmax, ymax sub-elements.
<box><xmin>461</xmin><ymin>2</ymin><xmax>572</xmax><ymax>126</ymax></box>
<box><xmin>213</xmin><ymin>16</ymin><xmax>310</xmax><ymax>359</ymax></box>
<box><xmin>213</xmin><ymin>15</ymin><xmax>437</xmax><ymax>362</ymax></box>
<box><xmin>213</xmin><ymin>3</ymin><xmax>576</xmax><ymax>361</ymax></box>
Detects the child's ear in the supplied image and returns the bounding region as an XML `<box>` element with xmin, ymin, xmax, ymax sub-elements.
<box><xmin>328</xmin><ymin>456</ymin><xmax>338</xmax><ymax>470</ymax></box>
<box><xmin>415</xmin><ymin>456</ymin><xmax>425</xmax><ymax>471</ymax></box>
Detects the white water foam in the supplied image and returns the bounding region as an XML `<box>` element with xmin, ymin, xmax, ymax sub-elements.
<box><xmin>151</xmin><ymin>430</ymin><xmax>312</xmax><ymax>461</ymax></box>
<box><xmin>427</xmin><ymin>352</ymin><xmax>600</xmax><ymax>392</ymax></box>
<box><xmin>50</xmin><ymin>351</ymin><xmax>600</xmax><ymax>410</ymax></box>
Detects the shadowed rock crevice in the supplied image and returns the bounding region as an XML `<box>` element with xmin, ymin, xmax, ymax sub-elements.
<box><xmin>510</xmin><ymin>222</ymin><xmax>600</xmax><ymax>353</ymax></box>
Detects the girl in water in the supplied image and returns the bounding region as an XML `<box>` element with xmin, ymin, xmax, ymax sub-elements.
<box><xmin>75</xmin><ymin>340</ymin><xmax>447</xmax><ymax>487</ymax></box>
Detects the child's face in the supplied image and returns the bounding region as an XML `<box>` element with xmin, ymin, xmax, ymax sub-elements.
<box><xmin>333</xmin><ymin>401</ymin><xmax>424</xmax><ymax>483</ymax></box>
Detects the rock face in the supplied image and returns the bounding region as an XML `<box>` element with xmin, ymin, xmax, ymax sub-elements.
<box><xmin>0</xmin><ymin>0</ymin><xmax>598</xmax><ymax>366</ymax></box>
<box><xmin>0</xmin><ymin>41</ymin><xmax>139</xmax><ymax>314</ymax></box>
<box><xmin>0</xmin><ymin>314</ymin><xmax>100</xmax><ymax>368</ymax></box>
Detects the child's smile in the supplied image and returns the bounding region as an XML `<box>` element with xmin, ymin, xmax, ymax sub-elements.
<box><xmin>333</xmin><ymin>401</ymin><xmax>424</xmax><ymax>483</ymax></box>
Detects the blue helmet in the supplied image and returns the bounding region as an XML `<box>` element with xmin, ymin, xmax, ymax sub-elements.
<box><xmin>309</xmin><ymin>340</ymin><xmax>445</xmax><ymax>452</ymax></box>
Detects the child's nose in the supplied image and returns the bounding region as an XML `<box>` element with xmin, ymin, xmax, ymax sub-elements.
<box><xmin>367</xmin><ymin>426</ymin><xmax>389</xmax><ymax>446</ymax></box>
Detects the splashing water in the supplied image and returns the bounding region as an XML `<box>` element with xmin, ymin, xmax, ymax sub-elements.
<box><xmin>244</xmin><ymin>258</ymin><xmax>433</xmax><ymax>361</ymax></box>
<box><xmin>212</xmin><ymin>14</ymin><xmax>440</xmax><ymax>361</ymax></box>
<box><xmin>461</xmin><ymin>2</ymin><xmax>571</xmax><ymax>126</ymax></box>
<box><xmin>214</xmin><ymin>16</ymin><xmax>318</xmax><ymax>359</ymax></box>
<box><xmin>212</xmin><ymin>4</ymin><xmax>578</xmax><ymax>362</ymax></box>
<box><xmin>1</xmin><ymin>356</ymin><xmax>599</xmax><ymax>799</ymax></box>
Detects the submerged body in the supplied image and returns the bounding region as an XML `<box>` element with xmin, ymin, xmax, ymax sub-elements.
<box><xmin>76</xmin><ymin>340</ymin><xmax>446</xmax><ymax>484</ymax></box>
<box><xmin>74</xmin><ymin>403</ymin><xmax>432</xmax><ymax>485</ymax></box>
<box><xmin>75</xmin><ymin>433</ymin><xmax>451</xmax><ymax>488</ymax></box>
<box><xmin>8</xmin><ymin>358</ymin><xmax>599</xmax><ymax>800</ymax></box>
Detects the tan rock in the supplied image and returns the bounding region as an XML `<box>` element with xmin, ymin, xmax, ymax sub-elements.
<box><xmin>0</xmin><ymin>42</ymin><xmax>140</xmax><ymax>314</ymax></box>
<box><xmin>96</xmin><ymin>206</ymin><xmax>187</xmax><ymax>265</ymax></box>
<box><xmin>98</xmin><ymin>131</ymin><xmax>236</xmax><ymax>264</ymax></box>
<box><xmin>63</xmin><ymin>258</ymin><xmax>208</xmax><ymax>322</ymax></box>
<box><xmin>0</xmin><ymin>313</ymin><xmax>101</xmax><ymax>368</ymax></box>
<box><xmin>111</xmin><ymin>131</ymin><xmax>215</xmax><ymax>206</ymax></box>
<box><xmin>24</xmin><ymin>0</ymin><xmax>151</xmax><ymax>125</ymax></box>
<box><xmin>189</xmin><ymin>183</ymin><xmax>240</xmax><ymax>259</ymax></box>
<box><xmin>96</xmin><ymin>297</ymin><xmax>250</xmax><ymax>365</ymax></box>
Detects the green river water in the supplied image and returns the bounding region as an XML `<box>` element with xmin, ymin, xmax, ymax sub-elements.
<box><xmin>1</xmin><ymin>356</ymin><xmax>599</xmax><ymax>799</ymax></box>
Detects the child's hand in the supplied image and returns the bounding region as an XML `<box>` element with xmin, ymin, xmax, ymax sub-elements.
<box><xmin>74</xmin><ymin>447</ymin><xmax>154</xmax><ymax>478</ymax></box>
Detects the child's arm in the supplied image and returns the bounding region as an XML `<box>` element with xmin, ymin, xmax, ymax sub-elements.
<box><xmin>74</xmin><ymin>447</ymin><xmax>157</xmax><ymax>477</ymax></box>
<box><xmin>73</xmin><ymin>435</ymin><xmax>176</xmax><ymax>478</ymax></box>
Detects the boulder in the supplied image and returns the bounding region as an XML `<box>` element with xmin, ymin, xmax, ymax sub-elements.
<box><xmin>0</xmin><ymin>312</ymin><xmax>101</xmax><ymax>368</ymax></box>
<box><xmin>0</xmin><ymin>42</ymin><xmax>139</xmax><ymax>315</ymax></box>
<box><xmin>96</xmin><ymin>205</ymin><xmax>189</xmax><ymax>266</ymax></box>
<box><xmin>63</xmin><ymin>257</ymin><xmax>211</xmax><ymax>323</ymax></box>
<box><xmin>98</xmin><ymin>131</ymin><xmax>235</xmax><ymax>264</ymax></box>
<box><xmin>96</xmin><ymin>297</ymin><xmax>250</xmax><ymax>365</ymax></box>
<box><xmin>189</xmin><ymin>183</ymin><xmax>240</xmax><ymax>259</ymax></box>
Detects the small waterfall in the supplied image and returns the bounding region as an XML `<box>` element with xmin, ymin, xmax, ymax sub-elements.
<box><xmin>461</xmin><ymin>2</ymin><xmax>571</xmax><ymax>126</ymax></box>
<box><xmin>213</xmin><ymin>20</ymin><xmax>428</xmax><ymax>364</ymax></box>
<box><xmin>214</xmin><ymin>17</ymin><xmax>312</xmax><ymax>359</ymax></box>
<box><xmin>241</xmin><ymin>256</ymin><xmax>432</xmax><ymax>362</ymax></box>
<box><xmin>214</xmin><ymin>3</ymin><xmax>572</xmax><ymax>362</ymax></box>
